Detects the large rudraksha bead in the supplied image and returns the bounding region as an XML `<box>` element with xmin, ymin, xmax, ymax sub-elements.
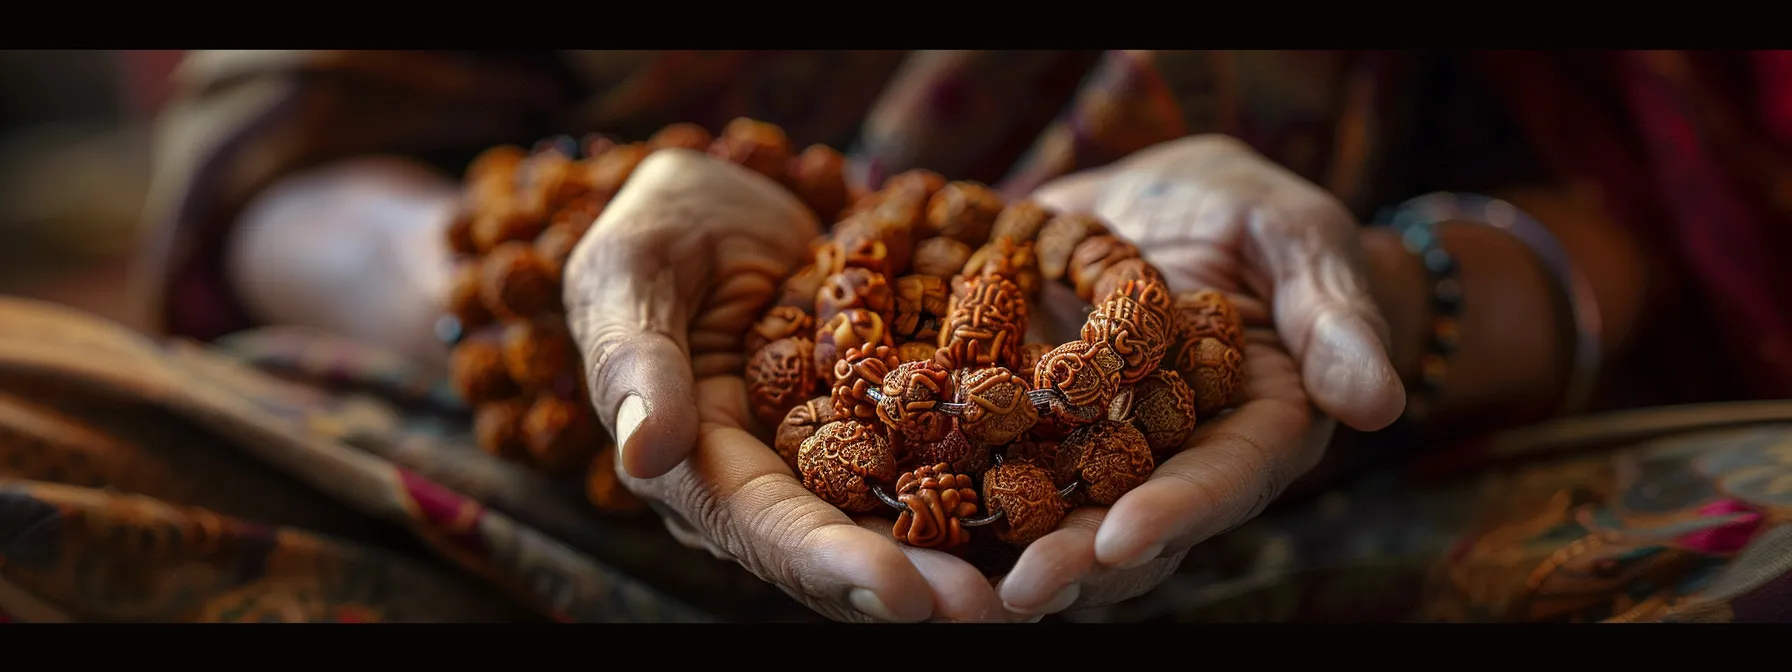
<box><xmin>981</xmin><ymin>460</ymin><xmax>1066</xmax><ymax>547</ymax></box>
<box><xmin>938</xmin><ymin>275</ymin><xmax>1027</xmax><ymax>370</ymax></box>
<box><xmin>1058</xmin><ymin>421</ymin><xmax>1155</xmax><ymax>506</ymax></box>
<box><xmin>775</xmin><ymin>396</ymin><xmax>839</xmax><ymax>473</ymax></box>
<box><xmin>480</xmin><ymin>241</ymin><xmax>558</xmax><ymax>320</ymax></box>
<box><xmin>1183</xmin><ymin>337</ymin><xmax>1246</xmax><ymax>417</ymax></box>
<box><xmin>833</xmin><ymin>345</ymin><xmax>902</xmax><ymax>423</ymax></box>
<box><xmin>1168</xmin><ymin>289</ymin><xmax>1247</xmax><ymax>352</ymax></box>
<box><xmin>903</xmin><ymin>427</ymin><xmax>991</xmax><ymax>475</ymax></box>
<box><xmin>816</xmin><ymin>268</ymin><xmax>895</xmax><ymax>326</ymax></box>
<box><xmin>961</xmin><ymin>237</ymin><xmax>1041</xmax><ymax>297</ymax></box>
<box><xmin>1125</xmin><ymin>370</ymin><xmax>1199</xmax><ymax>456</ymax></box>
<box><xmin>814</xmin><ymin>309</ymin><xmax>894</xmax><ymax>376</ymax></box>
<box><xmin>1080</xmin><ymin>289</ymin><xmax>1170</xmax><ymax>385</ymax></box>
<box><xmin>451</xmin><ymin>340</ymin><xmax>517</xmax><ymax>405</ymax></box>
<box><xmin>522</xmin><ymin>395</ymin><xmax>600</xmax><ymax>473</ymax></box>
<box><xmin>1032</xmin><ymin>340</ymin><xmax>1124</xmax><ymax>417</ymax></box>
<box><xmin>953</xmin><ymin>366</ymin><xmax>1039</xmax><ymax>447</ymax></box>
<box><xmin>876</xmin><ymin>360</ymin><xmax>955</xmax><ymax>442</ymax></box>
<box><xmin>501</xmin><ymin>318</ymin><xmax>578</xmax><ymax>393</ymax></box>
<box><xmin>1068</xmin><ymin>235</ymin><xmax>1142</xmax><ymax>301</ymax></box>
<box><xmin>891</xmin><ymin>274</ymin><xmax>950</xmax><ymax>343</ymax></box>
<box><xmin>1090</xmin><ymin>259</ymin><xmax>1167</xmax><ymax>308</ymax></box>
<box><xmin>925</xmin><ymin>181</ymin><xmax>1005</xmax><ymax>244</ymax></box>
<box><xmin>787</xmin><ymin>143</ymin><xmax>851</xmax><ymax>223</ymax></box>
<box><xmin>746</xmin><ymin>336</ymin><xmax>818</xmax><ymax>429</ymax></box>
<box><xmin>797</xmin><ymin>421</ymin><xmax>898</xmax><ymax>513</ymax></box>
<box><xmin>891</xmin><ymin>464</ymin><xmax>980</xmax><ymax>551</ymax></box>
<box><xmin>1035</xmin><ymin>213</ymin><xmax>1107</xmax><ymax>282</ymax></box>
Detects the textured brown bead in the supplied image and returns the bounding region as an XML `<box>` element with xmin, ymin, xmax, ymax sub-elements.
<box><xmin>1016</xmin><ymin>343</ymin><xmax>1053</xmax><ymax>378</ymax></box>
<box><xmin>586</xmin><ymin>142</ymin><xmax>653</xmax><ymax>193</ymax></box>
<box><xmin>1068</xmin><ymin>235</ymin><xmax>1142</xmax><ymax>301</ymax></box>
<box><xmin>501</xmin><ymin>318</ymin><xmax>577</xmax><ymax>392</ymax></box>
<box><xmin>467</xmin><ymin>145</ymin><xmax>526</xmax><ymax>187</ymax></box>
<box><xmin>981</xmin><ymin>460</ymin><xmax>1066</xmax><ymax>547</ymax></box>
<box><xmin>517</xmin><ymin>151</ymin><xmax>589</xmax><ymax>211</ymax></box>
<box><xmin>954</xmin><ymin>366</ymin><xmax>1039</xmax><ymax>447</ymax></box>
<box><xmin>991</xmin><ymin>200</ymin><xmax>1053</xmax><ymax>243</ymax></box>
<box><xmin>1005</xmin><ymin>440</ymin><xmax>1067</xmax><ymax>483</ymax></box>
<box><xmin>746</xmin><ymin>337</ymin><xmax>818</xmax><ymax>429</ymax></box>
<box><xmin>1091</xmin><ymin>259</ymin><xmax>1165</xmax><ymax>307</ymax></box>
<box><xmin>1170</xmin><ymin>290</ymin><xmax>1247</xmax><ymax>352</ymax></box>
<box><xmin>775</xmin><ymin>264</ymin><xmax>827</xmax><ymax>311</ymax></box>
<box><xmin>480</xmin><ymin>242</ymin><xmax>558</xmax><ymax>320</ymax></box>
<box><xmin>814</xmin><ymin>309</ymin><xmax>894</xmax><ymax>376</ymax></box>
<box><xmin>925</xmin><ymin>181</ymin><xmax>1005</xmax><ymax>244</ymax></box>
<box><xmin>939</xmin><ymin>275</ymin><xmax>1027</xmax><ymax>370</ymax></box>
<box><xmin>891</xmin><ymin>275</ymin><xmax>950</xmax><ymax>342</ymax></box>
<box><xmin>961</xmin><ymin>237</ymin><xmax>1041</xmax><ymax>297</ymax></box>
<box><xmin>911</xmin><ymin>237</ymin><xmax>974</xmax><ymax>279</ymax></box>
<box><xmin>1184</xmin><ymin>337</ymin><xmax>1246</xmax><ymax>417</ymax></box>
<box><xmin>448</xmin><ymin>263</ymin><xmax>493</xmax><ymax>330</ymax></box>
<box><xmin>1035</xmin><ymin>213</ymin><xmax>1108</xmax><ymax>282</ymax></box>
<box><xmin>829</xmin><ymin>219</ymin><xmax>899</xmax><ymax>277</ymax></box>
<box><xmin>1081</xmin><ymin>292</ymin><xmax>1170</xmax><ymax>385</ymax></box>
<box><xmin>884</xmin><ymin>169</ymin><xmax>947</xmax><ymax>202</ymax></box>
<box><xmin>832</xmin><ymin>345</ymin><xmax>901</xmax><ymax>423</ymax></box>
<box><xmin>788</xmin><ymin>144</ymin><xmax>851</xmax><ymax>224</ymax></box>
<box><xmin>815</xmin><ymin>268</ymin><xmax>894</xmax><ymax>326</ymax></box>
<box><xmin>746</xmin><ymin>306</ymin><xmax>814</xmax><ymax>355</ymax></box>
<box><xmin>896</xmin><ymin>341</ymin><xmax>939</xmax><ymax>364</ymax></box>
<box><xmin>446</xmin><ymin>208</ymin><xmax>480</xmax><ymax>256</ymax></box>
<box><xmin>523</xmin><ymin>395</ymin><xmax>599</xmax><ymax>473</ymax></box>
<box><xmin>1127</xmin><ymin>370</ymin><xmax>1198</xmax><ymax>455</ymax></box>
<box><xmin>474</xmin><ymin>400</ymin><xmax>530</xmax><ymax>461</ymax></box>
<box><xmin>775</xmin><ymin>397</ymin><xmax>838</xmax><ymax>473</ymax></box>
<box><xmin>451</xmin><ymin>340</ymin><xmax>517</xmax><ymax>405</ymax></box>
<box><xmin>586</xmin><ymin>445</ymin><xmax>645</xmax><ymax>512</ymax></box>
<box><xmin>891</xmin><ymin>464</ymin><xmax>980</xmax><ymax>550</ymax></box>
<box><xmin>1033</xmin><ymin>340</ymin><xmax>1124</xmax><ymax>415</ymax></box>
<box><xmin>903</xmin><ymin>427</ymin><xmax>991</xmax><ymax>475</ymax></box>
<box><xmin>534</xmin><ymin>221</ymin><xmax>586</xmax><ymax>283</ymax></box>
<box><xmin>708</xmin><ymin>117</ymin><xmax>791</xmax><ymax>180</ymax></box>
<box><xmin>876</xmin><ymin>360</ymin><xmax>955</xmax><ymax>442</ymax></box>
<box><xmin>471</xmin><ymin>206</ymin><xmax>546</xmax><ymax>253</ymax></box>
<box><xmin>649</xmin><ymin>122</ymin><xmax>714</xmax><ymax>152</ymax></box>
<box><xmin>797</xmin><ymin>421</ymin><xmax>899</xmax><ymax>513</ymax></box>
<box><xmin>1059</xmin><ymin>421</ymin><xmax>1155</xmax><ymax>506</ymax></box>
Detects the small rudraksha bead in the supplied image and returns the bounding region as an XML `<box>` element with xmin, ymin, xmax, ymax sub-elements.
<box><xmin>1035</xmin><ymin>213</ymin><xmax>1108</xmax><ymax>282</ymax></box>
<box><xmin>896</xmin><ymin>341</ymin><xmax>939</xmax><ymax>364</ymax></box>
<box><xmin>471</xmin><ymin>206</ymin><xmax>546</xmax><ymax>253</ymax></box>
<box><xmin>746</xmin><ymin>306</ymin><xmax>815</xmax><ymax>355</ymax></box>
<box><xmin>911</xmin><ymin>237</ymin><xmax>974</xmax><ymax>279</ymax></box>
<box><xmin>1032</xmin><ymin>340</ymin><xmax>1125</xmax><ymax>414</ymax></box>
<box><xmin>990</xmin><ymin>200</ymin><xmax>1053</xmax><ymax>243</ymax></box>
<box><xmin>891</xmin><ymin>464</ymin><xmax>981</xmax><ymax>550</ymax></box>
<box><xmin>446</xmin><ymin>209</ymin><xmax>480</xmax><ymax>256</ymax></box>
<box><xmin>1016</xmin><ymin>343</ymin><xmax>1053</xmax><ymax>378</ymax></box>
<box><xmin>925</xmin><ymin>181</ymin><xmax>1005</xmax><ymax>244</ymax></box>
<box><xmin>832</xmin><ymin>345</ymin><xmax>902</xmax><ymax>423</ymax></box>
<box><xmin>586</xmin><ymin>444</ymin><xmax>646</xmax><ymax>513</ymax></box>
<box><xmin>876</xmin><ymin>359</ymin><xmax>955</xmax><ymax>442</ymax></box>
<box><xmin>517</xmin><ymin>150</ymin><xmax>590</xmax><ymax>211</ymax></box>
<box><xmin>746</xmin><ymin>336</ymin><xmax>818</xmax><ymax>429</ymax></box>
<box><xmin>1059</xmin><ymin>421</ymin><xmax>1156</xmax><ymax>506</ymax></box>
<box><xmin>1170</xmin><ymin>289</ymin><xmax>1247</xmax><ymax>352</ymax></box>
<box><xmin>961</xmin><ymin>237</ymin><xmax>1041</xmax><ymax>297</ymax></box>
<box><xmin>534</xmin><ymin>221</ymin><xmax>587</xmax><ymax>283</ymax></box>
<box><xmin>1182</xmin><ymin>337</ymin><xmax>1246</xmax><ymax>417</ymax></box>
<box><xmin>502</xmin><ymin>318</ymin><xmax>577</xmax><ymax>392</ymax></box>
<box><xmin>1127</xmin><ymin>369</ymin><xmax>1198</xmax><ymax>456</ymax></box>
<box><xmin>788</xmin><ymin>144</ymin><xmax>852</xmax><ymax>224</ymax></box>
<box><xmin>586</xmin><ymin>142</ymin><xmax>653</xmax><ymax>194</ymax></box>
<box><xmin>451</xmin><ymin>340</ymin><xmax>518</xmax><ymax>405</ymax></box>
<box><xmin>708</xmin><ymin>117</ymin><xmax>792</xmax><ymax>180</ymax></box>
<box><xmin>903</xmin><ymin>427</ymin><xmax>991</xmax><ymax>475</ymax></box>
<box><xmin>649</xmin><ymin>122</ymin><xmax>714</xmax><ymax>152</ymax></box>
<box><xmin>939</xmin><ymin>275</ymin><xmax>1027</xmax><ymax>370</ymax></box>
<box><xmin>1090</xmin><ymin>258</ymin><xmax>1165</xmax><ymax>307</ymax></box>
<box><xmin>522</xmin><ymin>395</ymin><xmax>599</xmax><ymax>473</ymax></box>
<box><xmin>816</xmin><ymin>268</ymin><xmax>895</xmax><ymax>326</ymax></box>
<box><xmin>797</xmin><ymin>421</ymin><xmax>899</xmax><ymax>513</ymax></box>
<box><xmin>981</xmin><ymin>460</ymin><xmax>1066</xmax><ymax>547</ymax></box>
<box><xmin>474</xmin><ymin>399</ymin><xmax>531</xmax><ymax>461</ymax></box>
<box><xmin>814</xmin><ymin>308</ymin><xmax>894</xmax><ymax>376</ymax></box>
<box><xmin>1068</xmin><ymin>235</ymin><xmax>1142</xmax><ymax>301</ymax></box>
<box><xmin>890</xmin><ymin>275</ymin><xmax>950</xmax><ymax>343</ymax></box>
<box><xmin>448</xmin><ymin>263</ymin><xmax>493</xmax><ymax>330</ymax></box>
<box><xmin>480</xmin><ymin>242</ymin><xmax>558</xmax><ymax>320</ymax></box>
<box><xmin>830</xmin><ymin>217</ymin><xmax>903</xmax><ymax>276</ymax></box>
<box><xmin>1080</xmin><ymin>291</ymin><xmax>1170</xmax><ymax>385</ymax></box>
<box><xmin>884</xmin><ymin>169</ymin><xmax>947</xmax><ymax>202</ymax></box>
<box><xmin>775</xmin><ymin>396</ymin><xmax>838</xmax><ymax>473</ymax></box>
<box><xmin>953</xmin><ymin>366</ymin><xmax>1039</xmax><ymax>447</ymax></box>
<box><xmin>775</xmin><ymin>264</ymin><xmax>828</xmax><ymax>311</ymax></box>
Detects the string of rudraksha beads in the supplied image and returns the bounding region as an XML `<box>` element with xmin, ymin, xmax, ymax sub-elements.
<box><xmin>443</xmin><ymin>118</ymin><xmax>860</xmax><ymax>514</ymax></box>
<box><xmin>750</xmin><ymin>171</ymin><xmax>1249</xmax><ymax>565</ymax></box>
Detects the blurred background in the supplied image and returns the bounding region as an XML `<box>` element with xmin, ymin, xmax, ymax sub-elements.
<box><xmin>0</xmin><ymin>49</ymin><xmax>182</xmax><ymax>332</ymax></box>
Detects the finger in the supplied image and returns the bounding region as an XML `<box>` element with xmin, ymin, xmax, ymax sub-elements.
<box><xmin>852</xmin><ymin>517</ymin><xmax>1007</xmax><ymax>623</ymax></box>
<box><xmin>998</xmin><ymin>507</ymin><xmax>1105</xmax><ymax>616</ymax></box>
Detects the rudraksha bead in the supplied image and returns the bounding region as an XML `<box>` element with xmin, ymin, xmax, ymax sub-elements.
<box><xmin>775</xmin><ymin>264</ymin><xmax>827</xmax><ymax>311</ymax></box>
<box><xmin>832</xmin><ymin>345</ymin><xmax>902</xmax><ymax>423</ymax></box>
<box><xmin>1126</xmin><ymin>370</ymin><xmax>1198</xmax><ymax>456</ymax></box>
<box><xmin>446</xmin><ymin>209</ymin><xmax>479</xmax><ymax>256</ymax></box>
<box><xmin>534</xmin><ymin>221</ymin><xmax>586</xmax><ymax>283</ymax></box>
<box><xmin>953</xmin><ymin>366</ymin><xmax>1039</xmax><ymax>447</ymax></box>
<box><xmin>891</xmin><ymin>464</ymin><xmax>980</xmax><ymax>551</ymax></box>
<box><xmin>1090</xmin><ymin>258</ymin><xmax>1166</xmax><ymax>307</ymax></box>
<box><xmin>471</xmin><ymin>206</ymin><xmax>546</xmax><ymax>253</ymax></box>
<box><xmin>775</xmin><ymin>397</ymin><xmax>838</xmax><ymax>473</ymax></box>
<box><xmin>586</xmin><ymin>445</ymin><xmax>645</xmax><ymax>512</ymax></box>
<box><xmin>523</xmin><ymin>395</ymin><xmax>599</xmax><ymax>473</ymax></box>
<box><xmin>876</xmin><ymin>359</ymin><xmax>955</xmax><ymax>442</ymax></box>
<box><xmin>474</xmin><ymin>399</ymin><xmax>530</xmax><ymax>461</ymax></box>
<box><xmin>746</xmin><ymin>306</ymin><xmax>815</xmax><ymax>355</ymax></box>
<box><xmin>925</xmin><ymin>181</ymin><xmax>1005</xmax><ymax>244</ymax></box>
<box><xmin>1183</xmin><ymin>337</ymin><xmax>1246</xmax><ymax>417</ymax></box>
<box><xmin>896</xmin><ymin>341</ymin><xmax>939</xmax><ymax>364</ymax></box>
<box><xmin>1035</xmin><ymin>213</ymin><xmax>1107</xmax><ymax>282</ymax></box>
<box><xmin>467</xmin><ymin>145</ymin><xmax>526</xmax><ymax>188</ymax></box>
<box><xmin>939</xmin><ymin>275</ymin><xmax>1027</xmax><ymax>370</ymax></box>
<box><xmin>746</xmin><ymin>336</ymin><xmax>818</xmax><ymax>429</ymax></box>
<box><xmin>502</xmin><ymin>318</ymin><xmax>577</xmax><ymax>392</ymax></box>
<box><xmin>1170</xmin><ymin>289</ymin><xmax>1247</xmax><ymax>352</ymax></box>
<box><xmin>961</xmin><ymin>237</ymin><xmax>1041</xmax><ymax>297</ymax></box>
<box><xmin>1032</xmin><ymin>340</ymin><xmax>1124</xmax><ymax>414</ymax></box>
<box><xmin>797</xmin><ymin>421</ymin><xmax>898</xmax><ymax>513</ymax></box>
<box><xmin>903</xmin><ymin>427</ymin><xmax>991</xmax><ymax>475</ymax></box>
<box><xmin>451</xmin><ymin>340</ymin><xmax>517</xmax><ymax>405</ymax></box>
<box><xmin>1004</xmin><ymin>440</ymin><xmax>1067</xmax><ymax>483</ymax></box>
<box><xmin>814</xmin><ymin>309</ymin><xmax>893</xmax><ymax>376</ymax></box>
<box><xmin>517</xmin><ymin>151</ymin><xmax>588</xmax><ymax>211</ymax></box>
<box><xmin>891</xmin><ymin>274</ymin><xmax>949</xmax><ymax>343</ymax></box>
<box><xmin>649</xmin><ymin>122</ymin><xmax>713</xmax><ymax>152</ymax></box>
<box><xmin>884</xmin><ymin>169</ymin><xmax>947</xmax><ymax>202</ymax></box>
<box><xmin>708</xmin><ymin>117</ymin><xmax>791</xmax><ymax>180</ymax></box>
<box><xmin>991</xmin><ymin>200</ymin><xmax>1053</xmax><ymax>243</ymax></box>
<box><xmin>981</xmin><ymin>460</ymin><xmax>1066</xmax><ymax>547</ymax></box>
<box><xmin>815</xmin><ymin>268</ymin><xmax>895</xmax><ymax>326</ymax></box>
<box><xmin>829</xmin><ymin>218</ymin><xmax>899</xmax><ymax>277</ymax></box>
<box><xmin>1068</xmin><ymin>235</ymin><xmax>1142</xmax><ymax>301</ymax></box>
<box><xmin>1080</xmin><ymin>290</ymin><xmax>1170</xmax><ymax>385</ymax></box>
<box><xmin>1016</xmin><ymin>343</ymin><xmax>1053</xmax><ymax>378</ymax></box>
<box><xmin>787</xmin><ymin>144</ymin><xmax>851</xmax><ymax>223</ymax></box>
<box><xmin>480</xmin><ymin>241</ymin><xmax>558</xmax><ymax>320</ymax></box>
<box><xmin>588</xmin><ymin>142</ymin><xmax>653</xmax><ymax>194</ymax></box>
<box><xmin>1059</xmin><ymin>421</ymin><xmax>1155</xmax><ymax>506</ymax></box>
<box><xmin>911</xmin><ymin>237</ymin><xmax>974</xmax><ymax>279</ymax></box>
<box><xmin>448</xmin><ymin>263</ymin><xmax>493</xmax><ymax>330</ymax></box>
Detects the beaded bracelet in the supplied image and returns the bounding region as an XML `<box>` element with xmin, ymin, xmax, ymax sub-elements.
<box><xmin>1377</xmin><ymin>202</ymin><xmax>1464</xmax><ymax>422</ymax></box>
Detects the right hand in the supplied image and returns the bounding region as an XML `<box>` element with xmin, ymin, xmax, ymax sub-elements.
<box><xmin>563</xmin><ymin>149</ymin><xmax>1008</xmax><ymax>622</ymax></box>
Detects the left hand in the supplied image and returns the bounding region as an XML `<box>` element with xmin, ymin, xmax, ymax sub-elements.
<box><xmin>994</xmin><ymin>135</ymin><xmax>1407</xmax><ymax>617</ymax></box>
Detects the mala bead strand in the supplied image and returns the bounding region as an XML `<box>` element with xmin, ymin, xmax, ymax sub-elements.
<box><xmin>797</xmin><ymin>420</ymin><xmax>898</xmax><ymax>513</ymax></box>
<box><xmin>775</xmin><ymin>396</ymin><xmax>841</xmax><ymax>473</ymax></box>
<box><xmin>980</xmin><ymin>458</ymin><xmax>1066</xmax><ymax>547</ymax></box>
<box><xmin>891</xmin><ymin>464</ymin><xmax>980</xmax><ymax>551</ymax></box>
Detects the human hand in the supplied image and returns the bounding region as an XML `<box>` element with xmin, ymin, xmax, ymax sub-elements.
<box><xmin>995</xmin><ymin>135</ymin><xmax>1406</xmax><ymax>616</ymax></box>
<box><xmin>563</xmin><ymin>149</ymin><xmax>1008</xmax><ymax>622</ymax></box>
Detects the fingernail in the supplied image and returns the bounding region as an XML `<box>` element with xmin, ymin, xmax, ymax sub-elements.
<box><xmin>1117</xmin><ymin>543</ymin><xmax>1164</xmax><ymax>570</ymax></box>
<box><xmin>615</xmin><ymin>394</ymin><xmax>647</xmax><ymax>460</ymax></box>
<box><xmin>848</xmin><ymin>588</ymin><xmax>903</xmax><ymax>622</ymax></box>
<box><xmin>1004</xmin><ymin>583</ymin><xmax>1080</xmax><ymax>616</ymax></box>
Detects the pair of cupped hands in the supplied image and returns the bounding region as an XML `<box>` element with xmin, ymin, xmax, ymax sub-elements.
<box><xmin>561</xmin><ymin>135</ymin><xmax>1407</xmax><ymax>622</ymax></box>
